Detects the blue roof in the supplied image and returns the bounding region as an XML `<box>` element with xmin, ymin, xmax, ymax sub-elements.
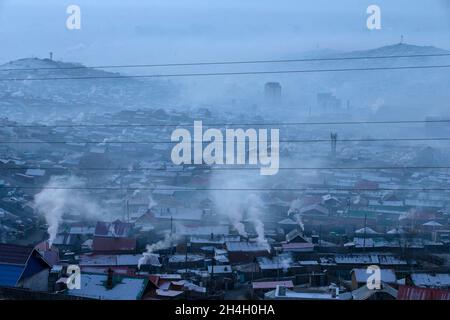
<box><xmin>0</xmin><ymin>264</ymin><xmax>24</xmax><ymax>287</ymax></box>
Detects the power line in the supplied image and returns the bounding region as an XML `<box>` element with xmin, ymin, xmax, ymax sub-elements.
<box><xmin>2</xmin><ymin>52</ymin><xmax>450</xmax><ymax>72</ymax></box>
<box><xmin>3</xmin><ymin>118</ymin><xmax>450</xmax><ymax>128</ymax></box>
<box><xmin>1</xmin><ymin>186</ymin><xmax>449</xmax><ymax>192</ymax></box>
<box><xmin>1</xmin><ymin>137</ymin><xmax>450</xmax><ymax>144</ymax></box>
<box><xmin>1</xmin><ymin>165</ymin><xmax>450</xmax><ymax>171</ymax></box>
<box><xmin>0</xmin><ymin>64</ymin><xmax>450</xmax><ymax>82</ymax></box>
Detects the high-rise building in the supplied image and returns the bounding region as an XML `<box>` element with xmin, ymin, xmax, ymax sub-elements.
<box><xmin>264</xmin><ymin>82</ymin><xmax>282</xmax><ymax>104</ymax></box>
<box><xmin>317</xmin><ymin>92</ymin><xmax>341</xmax><ymax>111</ymax></box>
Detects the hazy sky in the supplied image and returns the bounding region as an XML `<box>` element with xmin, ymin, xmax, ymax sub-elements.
<box><xmin>0</xmin><ymin>0</ymin><xmax>449</xmax><ymax>65</ymax></box>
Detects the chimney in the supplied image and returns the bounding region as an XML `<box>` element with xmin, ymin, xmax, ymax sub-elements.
<box><xmin>311</xmin><ymin>235</ymin><xmax>319</xmax><ymax>245</ymax></box>
<box><xmin>277</xmin><ymin>285</ymin><xmax>286</xmax><ymax>297</ymax></box>
<box><xmin>106</xmin><ymin>268</ymin><xmax>114</xmax><ymax>289</ymax></box>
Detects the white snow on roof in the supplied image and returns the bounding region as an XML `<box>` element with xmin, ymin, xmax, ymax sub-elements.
<box><xmin>24</xmin><ymin>169</ymin><xmax>46</xmax><ymax>176</ymax></box>
<box><xmin>207</xmin><ymin>265</ymin><xmax>232</xmax><ymax>274</ymax></box>
<box><xmin>352</xmin><ymin>268</ymin><xmax>397</xmax><ymax>283</ymax></box>
<box><xmin>355</xmin><ymin>227</ymin><xmax>378</xmax><ymax>234</ymax></box>
<box><xmin>411</xmin><ymin>273</ymin><xmax>450</xmax><ymax>288</ymax></box>
<box><xmin>67</xmin><ymin>274</ymin><xmax>147</xmax><ymax>300</ymax></box>
<box><xmin>422</xmin><ymin>221</ymin><xmax>443</xmax><ymax>227</ymax></box>
<box><xmin>335</xmin><ymin>254</ymin><xmax>379</xmax><ymax>264</ymax></box>
<box><xmin>79</xmin><ymin>254</ymin><xmax>160</xmax><ymax>267</ymax></box>
<box><xmin>226</xmin><ymin>241</ymin><xmax>268</xmax><ymax>252</ymax></box>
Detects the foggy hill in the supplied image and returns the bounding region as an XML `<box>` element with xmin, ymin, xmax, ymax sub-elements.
<box><xmin>1</xmin><ymin>43</ymin><xmax>450</xmax><ymax>122</ymax></box>
<box><xmin>0</xmin><ymin>58</ymin><xmax>179</xmax><ymax>121</ymax></box>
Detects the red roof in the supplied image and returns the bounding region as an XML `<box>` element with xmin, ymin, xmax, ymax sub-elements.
<box><xmin>252</xmin><ymin>280</ymin><xmax>294</xmax><ymax>290</ymax></box>
<box><xmin>95</xmin><ymin>220</ymin><xmax>133</xmax><ymax>237</ymax></box>
<box><xmin>92</xmin><ymin>237</ymin><xmax>136</xmax><ymax>252</ymax></box>
<box><xmin>398</xmin><ymin>285</ymin><xmax>450</xmax><ymax>300</ymax></box>
<box><xmin>148</xmin><ymin>275</ymin><xmax>160</xmax><ymax>288</ymax></box>
<box><xmin>0</xmin><ymin>243</ymin><xmax>35</xmax><ymax>265</ymax></box>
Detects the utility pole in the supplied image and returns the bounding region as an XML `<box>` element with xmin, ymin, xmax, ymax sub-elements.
<box><xmin>276</xmin><ymin>248</ymin><xmax>280</xmax><ymax>281</ymax></box>
<box><xmin>251</xmin><ymin>257</ymin><xmax>257</xmax><ymax>284</ymax></box>
<box><xmin>319</xmin><ymin>224</ymin><xmax>322</xmax><ymax>250</ymax></box>
<box><xmin>185</xmin><ymin>236</ymin><xmax>189</xmax><ymax>278</ymax></box>
<box><xmin>363</xmin><ymin>211</ymin><xmax>367</xmax><ymax>252</ymax></box>
<box><xmin>210</xmin><ymin>256</ymin><xmax>215</xmax><ymax>294</ymax></box>
<box><xmin>169</xmin><ymin>215</ymin><xmax>173</xmax><ymax>255</ymax></box>
<box><xmin>330</xmin><ymin>132</ymin><xmax>337</xmax><ymax>158</ymax></box>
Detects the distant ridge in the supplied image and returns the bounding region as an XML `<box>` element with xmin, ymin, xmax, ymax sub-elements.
<box><xmin>344</xmin><ymin>43</ymin><xmax>449</xmax><ymax>57</ymax></box>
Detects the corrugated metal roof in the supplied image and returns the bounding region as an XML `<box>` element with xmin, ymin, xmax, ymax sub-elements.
<box><xmin>94</xmin><ymin>220</ymin><xmax>132</xmax><ymax>238</ymax></box>
<box><xmin>398</xmin><ymin>285</ymin><xmax>450</xmax><ymax>300</ymax></box>
<box><xmin>226</xmin><ymin>241</ymin><xmax>268</xmax><ymax>252</ymax></box>
<box><xmin>92</xmin><ymin>237</ymin><xmax>136</xmax><ymax>252</ymax></box>
<box><xmin>0</xmin><ymin>244</ymin><xmax>34</xmax><ymax>265</ymax></box>
<box><xmin>0</xmin><ymin>264</ymin><xmax>24</xmax><ymax>287</ymax></box>
<box><xmin>252</xmin><ymin>280</ymin><xmax>294</xmax><ymax>290</ymax></box>
<box><xmin>281</xmin><ymin>242</ymin><xmax>314</xmax><ymax>252</ymax></box>
<box><xmin>352</xmin><ymin>268</ymin><xmax>397</xmax><ymax>283</ymax></box>
<box><xmin>79</xmin><ymin>254</ymin><xmax>160</xmax><ymax>267</ymax></box>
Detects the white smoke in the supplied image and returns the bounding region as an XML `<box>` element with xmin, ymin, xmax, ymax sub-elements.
<box><xmin>278</xmin><ymin>255</ymin><xmax>293</xmax><ymax>273</ymax></box>
<box><xmin>99</xmin><ymin>138</ymin><xmax>109</xmax><ymax>146</ymax></box>
<box><xmin>399</xmin><ymin>208</ymin><xmax>416</xmax><ymax>221</ymax></box>
<box><xmin>138</xmin><ymin>230</ymin><xmax>177</xmax><ymax>269</ymax></box>
<box><xmin>288</xmin><ymin>198</ymin><xmax>304</xmax><ymax>232</ymax></box>
<box><xmin>246</xmin><ymin>194</ymin><xmax>270</xmax><ymax>252</ymax></box>
<box><xmin>132</xmin><ymin>189</ymin><xmax>140</xmax><ymax>197</ymax></box>
<box><xmin>209</xmin><ymin>170</ymin><xmax>269</xmax><ymax>249</ymax></box>
<box><xmin>148</xmin><ymin>194</ymin><xmax>157</xmax><ymax>210</ymax></box>
<box><xmin>209</xmin><ymin>172</ymin><xmax>248</xmax><ymax>237</ymax></box>
<box><xmin>294</xmin><ymin>214</ymin><xmax>305</xmax><ymax>232</ymax></box>
<box><xmin>137</xmin><ymin>193</ymin><xmax>161</xmax><ymax>269</ymax></box>
<box><xmin>287</xmin><ymin>199</ymin><xmax>301</xmax><ymax>215</ymax></box>
<box><xmin>34</xmin><ymin>175</ymin><xmax>106</xmax><ymax>247</ymax></box>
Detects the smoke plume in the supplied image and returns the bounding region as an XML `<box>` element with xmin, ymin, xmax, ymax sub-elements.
<box><xmin>288</xmin><ymin>198</ymin><xmax>305</xmax><ymax>231</ymax></box>
<box><xmin>138</xmin><ymin>230</ymin><xmax>177</xmax><ymax>269</ymax></box>
<box><xmin>246</xmin><ymin>194</ymin><xmax>270</xmax><ymax>251</ymax></box>
<box><xmin>34</xmin><ymin>175</ymin><xmax>105</xmax><ymax>247</ymax></box>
